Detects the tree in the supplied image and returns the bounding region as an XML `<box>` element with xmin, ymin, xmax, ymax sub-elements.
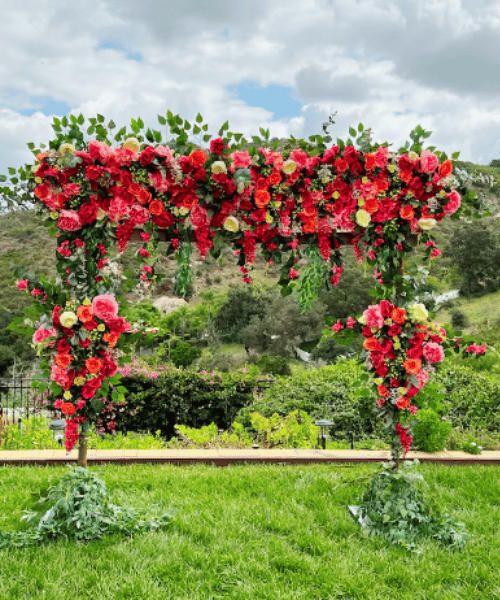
<box><xmin>213</xmin><ymin>285</ymin><xmax>270</xmax><ymax>343</ymax></box>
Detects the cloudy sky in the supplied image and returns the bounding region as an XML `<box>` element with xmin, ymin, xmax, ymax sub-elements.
<box><xmin>2</xmin><ymin>0</ymin><xmax>500</xmax><ymax>178</ymax></box>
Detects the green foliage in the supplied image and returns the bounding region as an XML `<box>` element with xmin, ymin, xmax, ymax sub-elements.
<box><xmin>444</xmin><ymin>221</ymin><xmax>500</xmax><ymax>297</ymax></box>
<box><xmin>0</xmin><ymin>416</ymin><xmax>60</xmax><ymax>450</ymax></box>
<box><xmin>213</xmin><ymin>285</ymin><xmax>268</xmax><ymax>343</ymax></box>
<box><xmin>236</xmin><ymin>361</ymin><xmax>383</xmax><ymax>441</ymax></box>
<box><xmin>0</xmin><ymin>467</ymin><xmax>172</xmax><ymax>548</ymax></box>
<box><xmin>310</xmin><ymin>336</ymin><xmax>357</xmax><ymax>364</ymax></box>
<box><xmin>169</xmin><ymin>340</ymin><xmax>202</xmax><ymax>368</ymax></box>
<box><xmin>434</xmin><ymin>363</ymin><xmax>500</xmax><ymax>431</ymax></box>
<box><xmin>357</xmin><ymin>462</ymin><xmax>467</xmax><ymax>550</ymax></box>
<box><xmin>461</xmin><ymin>440</ymin><xmax>482</xmax><ymax>454</ymax></box>
<box><xmin>255</xmin><ymin>354</ymin><xmax>292</xmax><ymax>377</ymax></box>
<box><xmin>250</xmin><ymin>410</ymin><xmax>319</xmax><ymax>448</ymax></box>
<box><xmin>118</xmin><ymin>370</ymin><xmax>260</xmax><ymax>439</ymax></box>
<box><xmin>412</xmin><ymin>409</ymin><xmax>452</xmax><ymax>453</ymax></box>
<box><xmin>174</xmin><ymin>421</ymin><xmax>252</xmax><ymax>448</ymax></box>
<box><xmin>450</xmin><ymin>309</ymin><xmax>468</xmax><ymax>329</ymax></box>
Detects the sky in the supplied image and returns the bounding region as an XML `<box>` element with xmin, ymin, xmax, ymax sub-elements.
<box><xmin>2</xmin><ymin>0</ymin><xmax>500</xmax><ymax>178</ymax></box>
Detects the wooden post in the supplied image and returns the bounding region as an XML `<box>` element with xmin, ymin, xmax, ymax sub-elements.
<box><xmin>78</xmin><ymin>428</ymin><xmax>88</xmax><ymax>468</ymax></box>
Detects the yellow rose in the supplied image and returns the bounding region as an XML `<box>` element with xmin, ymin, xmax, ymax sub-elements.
<box><xmin>333</xmin><ymin>191</ymin><xmax>340</xmax><ymax>199</ymax></box>
<box><xmin>409</xmin><ymin>151</ymin><xmax>419</xmax><ymax>161</ymax></box>
<box><xmin>355</xmin><ymin>209</ymin><xmax>371</xmax><ymax>228</ymax></box>
<box><xmin>59</xmin><ymin>143</ymin><xmax>75</xmax><ymax>155</ymax></box>
<box><xmin>63</xmin><ymin>391</ymin><xmax>73</xmax><ymax>400</ymax></box>
<box><xmin>223</xmin><ymin>216</ymin><xmax>239</xmax><ymax>232</ymax></box>
<box><xmin>73</xmin><ymin>377</ymin><xmax>85</xmax><ymax>386</ymax></box>
<box><xmin>50</xmin><ymin>211</ymin><xmax>59</xmax><ymax>220</ymax></box>
<box><xmin>211</xmin><ymin>161</ymin><xmax>227</xmax><ymax>175</ymax></box>
<box><xmin>179</xmin><ymin>207</ymin><xmax>189</xmax><ymax>216</ymax></box>
<box><xmin>398</xmin><ymin>387</ymin><xmax>407</xmax><ymax>395</ymax></box>
<box><xmin>97</xmin><ymin>323</ymin><xmax>106</xmax><ymax>332</ymax></box>
<box><xmin>282</xmin><ymin>159</ymin><xmax>297</xmax><ymax>175</ymax></box>
<box><xmin>418</xmin><ymin>218</ymin><xmax>437</xmax><ymax>231</ymax></box>
<box><xmin>388</xmin><ymin>164</ymin><xmax>396</xmax><ymax>173</ymax></box>
<box><xmin>83</xmin><ymin>298</ymin><xmax>91</xmax><ymax>306</ymax></box>
<box><xmin>60</xmin><ymin>311</ymin><xmax>78</xmax><ymax>328</ymax></box>
<box><xmin>35</xmin><ymin>177</ymin><xmax>42</xmax><ymax>184</ymax></box>
<box><xmin>123</xmin><ymin>137</ymin><xmax>140</xmax><ymax>152</ymax></box>
<box><xmin>375</xmin><ymin>378</ymin><xmax>383</xmax><ymax>386</ymax></box>
<box><xmin>265</xmin><ymin>212</ymin><xmax>273</xmax><ymax>224</ymax></box>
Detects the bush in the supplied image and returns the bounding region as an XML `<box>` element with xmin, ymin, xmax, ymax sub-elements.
<box><xmin>451</xmin><ymin>310</ymin><xmax>468</xmax><ymax>329</ymax></box>
<box><xmin>169</xmin><ymin>340</ymin><xmax>202</xmax><ymax>368</ymax></box>
<box><xmin>250</xmin><ymin>410</ymin><xmax>319</xmax><ymax>448</ymax></box>
<box><xmin>310</xmin><ymin>337</ymin><xmax>356</xmax><ymax>365</ymax></box>
<box><xmin>255</xmin><ymin>355</ymin><xmax>292</xmax><ymax>377</ymax></box>
<box><xmin>412</xmin><ymin>409</ymin><xmax>452</xmax><ymax>452</ymax></box>
<box><xmin>118</xmin><ymin>370</ymin><xmax>261</xmax><ymax>439</ymax></box>
<box><xmin>235</xmin><ymin>360</ymin><xmax>383</xmax><ymax>441</ymax></box>
<box><xmin>435</xmin><ymin>363</ymin><xmax>500</xmax><ymax>431</ymax></box>
<box><xmin>173</xmin><ymin>422</ymin><xmax>252</xmax><ymax>448</ymax></box>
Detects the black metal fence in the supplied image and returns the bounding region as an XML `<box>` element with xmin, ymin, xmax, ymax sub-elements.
<box><xmin>0</xmin><ymin>379</ymin><xmax>51</xmax><ymax>424</ymax></box>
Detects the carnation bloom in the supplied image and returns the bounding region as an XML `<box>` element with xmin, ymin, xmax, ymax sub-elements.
<box><xmin>363</xmin><ymin>305</ymin><xmax>384</xmax><ymax>329</ymax></box>
<box><xmin>422</xmin><ymin>342</ymin><xmax>445</xmax><ymax>364</ymax></box>
<box><xmin>60</xmin><ymin>310</ymin><xmax>78</xmax><ymax>328</ymax></box>
<box><xmin>91</xmin><ymin>294</ymin><xmax>119</xmax><ymax>321</ymax></box>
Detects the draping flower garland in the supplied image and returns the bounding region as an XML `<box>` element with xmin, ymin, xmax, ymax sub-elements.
<box><xmin>3</xmin><ymin>113</ymin><xmax>483</xmax><ymax>456</ymax></box>
<box><xmin>331</xmin><ymin>301</ymin><xmax>486</xmax><ymax>458</ymax></box>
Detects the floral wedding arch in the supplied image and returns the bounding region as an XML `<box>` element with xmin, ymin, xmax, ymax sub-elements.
<box><xmin>1</xmin><ymin>111</ymin><xmax>485</xmax><ymax>466</ymax></box>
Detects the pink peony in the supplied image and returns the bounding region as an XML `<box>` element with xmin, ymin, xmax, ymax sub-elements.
<box><xmin>16</xmin><ymin>279</ymin><xmax>28</xmax><ymax>290</ymax></box>
<box><xmin>422</xmin><ymin>342</ymin><xmax>445</xmax><ymax>364</ymax></box>
<box><xmin>419</xmin><ymin>150</ymin><xmax>439</xmax><ymax>174</ymax></box>
<box><xmin>91</xmin><ymin>294</ymin><xmax>119</xmax><ymax>321</ymax></box>
<box><xmin>58</xmin><ymin>210</ymin><xmax>81</xmax><ymax>231</ymax></box>
<box><xmin>363</xmin><ymin>305</ymin><xmax>385</xmax><ymax>329</ymax></box>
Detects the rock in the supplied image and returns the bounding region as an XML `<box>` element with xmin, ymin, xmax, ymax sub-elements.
<box><xmin>152</xmin><ymin>296</ymin><xmax>188</xmax><ymax>315</ymax></box>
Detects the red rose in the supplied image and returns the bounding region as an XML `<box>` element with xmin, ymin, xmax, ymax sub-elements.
<box><xmin>190</xmin><ymin>150</ymin><xmax>208</xmax><ymax>168</ymax></box>
<box><xmin>78</xmin><ymin>201</ymin><xmax>98</xmax><ymax>225</ymax></box>
<box><xmin>387</xmin><ymin>324</ymin><xmax>401</xmax><ymax>337</ymax></box>
<box><xmin>152</xmin><ymin>211</ymin><xmax>175</xmax><ymax>228</ymax></box>
<box><xmin>79</xmin><ymin>337</ymin><xmax>92</xmax><ymax>349</ymax></box>
<box><xmin>190</xmin><ymin>206</ymin><xmax>209</xmax><ymax>228</ymax></box>
<box><xmin>178</xmin><ymin>155</ymin><xmax>194</xmax><ymax>174</ymax></box>
<box><xmin>210</xmin><ymin>137</ymin><xmax>225</xmax><ymax>154</ymax></box>
<box><xmin>106</xmin><ymin>316</ymin><xmax>130</xmax><ymax>333</ymax></box>
<box><xmin>83</xmin><ymin>319</ymin><xmax>98</xmax><ymax>330</ymax></box>
<box><xmin>139</xmin><ymin>146</ymin><xmax>156</xmax><ymax>167</ymax></box>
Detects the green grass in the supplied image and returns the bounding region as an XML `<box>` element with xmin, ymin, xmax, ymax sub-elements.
<box><xmin>0</xmin><ymin>463</ymin><xmax>500</xmax><ymax>599</ymax></box>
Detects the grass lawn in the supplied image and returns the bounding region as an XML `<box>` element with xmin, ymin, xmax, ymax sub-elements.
<box><xmin>1</xmin><ymin>463</ymin><xmax>499</xmax><ymax>599</ymax></box>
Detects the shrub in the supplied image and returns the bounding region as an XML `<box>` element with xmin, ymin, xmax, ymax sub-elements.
<box><xmin>173</xmin><ymin>422</ymin><xmax>252</xmax><ymax>448</ymax></box>
<box><xmin>434</xmin><ymin>364</ymin><xmax>500</xmax><ymax>431</ymax></box>
<box><xmin>451</xmin><ymin>310</ymin><xmax>468</xmax><ymax>329</ymax></box>
<box><xmin>250</xmin><ymin>410</ymin><xmax>319</xmax><ymax>448</ymax></box>
<box><xmin>235</xmin><ymin>360</ymin><xmax>383</xmax><ymax>441</ymax></box>
<box><xmin>310</xmin><ymin>337</ymin><xmax>356</xmax><ymax>365</ymax></box>
<box><xmin>169</xmin><ymin>340</ymin><xmax>202</xmax><ymax>368</ymax></box>
<box><xmin>412</xmin><ymin>409</ymin><xmax>452</xmax><ymax>452</ymax></box>
<box><xmin>118</xmin><ymin>370</ymin><xmax>261</xmax><ymax>439</ymax></box>
<box><xmin>255</xmin><ymin>355</ymin><xmax>292</xmax><ymax>377</ymax></box>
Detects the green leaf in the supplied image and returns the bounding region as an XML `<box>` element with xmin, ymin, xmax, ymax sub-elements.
<box><xmin>349</xmin><ymin>127</ymin><xmax>357</xmax><ymax>137</ymax></box>
<box><xmin>97</xmin><ymin>114</ymin><xmax>105</xmax><ymax>123</ymax></box>
<box><xmin>196</xmin><ymin>113</ymin><xmax>203</xmax><ymax>123</ymax></box>
<box><xmin>157</xmin><ymin>115</ymin><xmax>167</xmax><ymax>125</ymax></box>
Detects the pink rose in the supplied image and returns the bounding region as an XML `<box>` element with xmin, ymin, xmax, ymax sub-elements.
<box><xmin>16</xmin><ymin>279</ymin><xmax>29</xmax><ymax>290</ymax></box>
<box><xmin>32</xmin><ymin>326</ymin><xmax>57</xmax><ymax>345</ymax></box>
<box><xmin>417</xmin><ymin>370</ymin><xmax>429</xmax><ymax>389</ymax></box>
<box><xmin>363</xmin><ymin>305</ymin><xmax>385</xmax><ymax>329</ymax></box>
<box><xmin>420</xmin><ymin>150</ymin><xmax>439</xmax><ymax>174</ymax></box>
<box><xmin>422</xmin><ymin>342</ymin><xmax>445</xmax><ymax>364</ymax></box>
<box><xmin>108</xmin><ymin>195</ymin><xmax>129</xmax><ymax>222</ymax></box>
<box><xmin>190</xmin><ymin>205</ymin><xmax>209</xmax><ymax>228</ymax></box>
<box><xmin>129</xmin><ymin>204</ymin><xmax>150</xmax><ymax>226</ymax></box>
<box><xmin>88</xmin><ymin>140</ymin><xmax>113</xmax><ymax>164</ymax></box>
<box><xmin>91</xmin><ymin>294</ymin><xmax>119</xmax><ymax>321</ymax></box>
<box><xmin>331</xmin><ymin>320</ymin><xmax>344</xmax><ymax>333</ymax></box>
<box><xmin>58</xmin><ymin>210</ymin><xmax>81</xmax><ymax>231</ymax></box>
<box><xmin>443</xmin><ymin>191</ymin><xmax>461</xmax><ymax>216</ymax></box>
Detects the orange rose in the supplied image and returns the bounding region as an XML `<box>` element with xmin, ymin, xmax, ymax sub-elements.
<box><xmin>85</xmin><ymin>357</ymin><xmax>103</xmax><ymax>374</ymax></box>
<box><xmin>189</xmin><ymin>150</ymin><xmax>208</xmax><ymax>168</ymax></box>
<box><xmin>399</xmin><ymin>170</ymin><xmax>412</xmax><ymax>183</ymax></box>
<box><xmin>182</xmin><ymin>194</ymin><xmax>198</xmax><ymax>210</ymax></box>
<box><xmin>400</xmin><ymin>205</ymin><xmax>414</xmax><ymax>220</ymax></box>
<box><xmin>149</xmin><ymin>200</ymin><xmax>164</xmax><ymax>216</ymax></box>
<box><xmin>396</xmin><ymin>397</ymin><xmax>410</xmax><ymax>410</ymax></box>
<box><xmin>302</xmin><ymin>205</ymin><xmax>317</xmax><ymax>217</ymax></box>
<box><xmin>377</xmin><ymin>384</ymin><xmax>390</xmax><ymax>398</ymax></box>
<box><xmin>138</xmin><ymin>188</ymin><xmax>152</xmax><ymax>205</ymax></box>
<box><xmin>363</xmin><ymin>198</ymin><xmax>379</xmax><ymax>214</ymax></box>
<box><xmin>266</xmin><ymin>171</ymin><xmax>282</xmax><ymax>186</ymax></box>
<box><xmin>363</xmin><ymin>337</ymin><xmax>381</xmax><ymax>352</ymax></box>
<box><xmin>55</xmin><ymin>353</ymin><xmax>73</xmax><ymax>369</ymax></box>
<box><xmin>439</xmin><ymin>160</ymin><xmax>453</xmax><ymax>178</ymax></box>
<box><xmin>254</xmin><ymin>189</ymin><xmax>271</xmax><ymax>208</ymax></box>
<box><xmin>77</xmin><ymin>305</ymin><xmax>93</xmax><ymax>323</ymax></box>
<box><xmin>61</xmin><ymin>402</ymin><xmax>76</xmax><ymax>416</ymax></box>
<box><xmin>403</xmin><ymin>358</ymin><xmax>421</xmax><ymax>375</ymax></box>
<box><xmin>302</xmin><ymin>218</ymin><xmax>317</xmax><ymax>233</ymax></box>
<box><xmin>103</xmin><ymin>332</ymin><xmax>120</xmax><ymax>348</ymax></box>
<box><xmin>391</xmin><ymin>308</ymin><xmax>407</xmax><ymax>324</ymax></box>
<box><xmin>375</xmin><ymin>178</ymin><xmax>390</xmax><ymax>193</ymax></box>
<box><xmin>128</xmin><ymin>182</ymin><xmax>142</xmax><ymax>197</ymax></box>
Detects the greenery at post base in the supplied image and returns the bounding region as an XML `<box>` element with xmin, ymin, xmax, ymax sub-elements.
<box><xmin>0</xmin><ymin>466</ymin><xmax>172</xmax><ymax>549</ymax></box>
<box><xmin>356</xmin><ymin>461</ymin><xmax>467</xmax><ymax>551</ymax></box>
